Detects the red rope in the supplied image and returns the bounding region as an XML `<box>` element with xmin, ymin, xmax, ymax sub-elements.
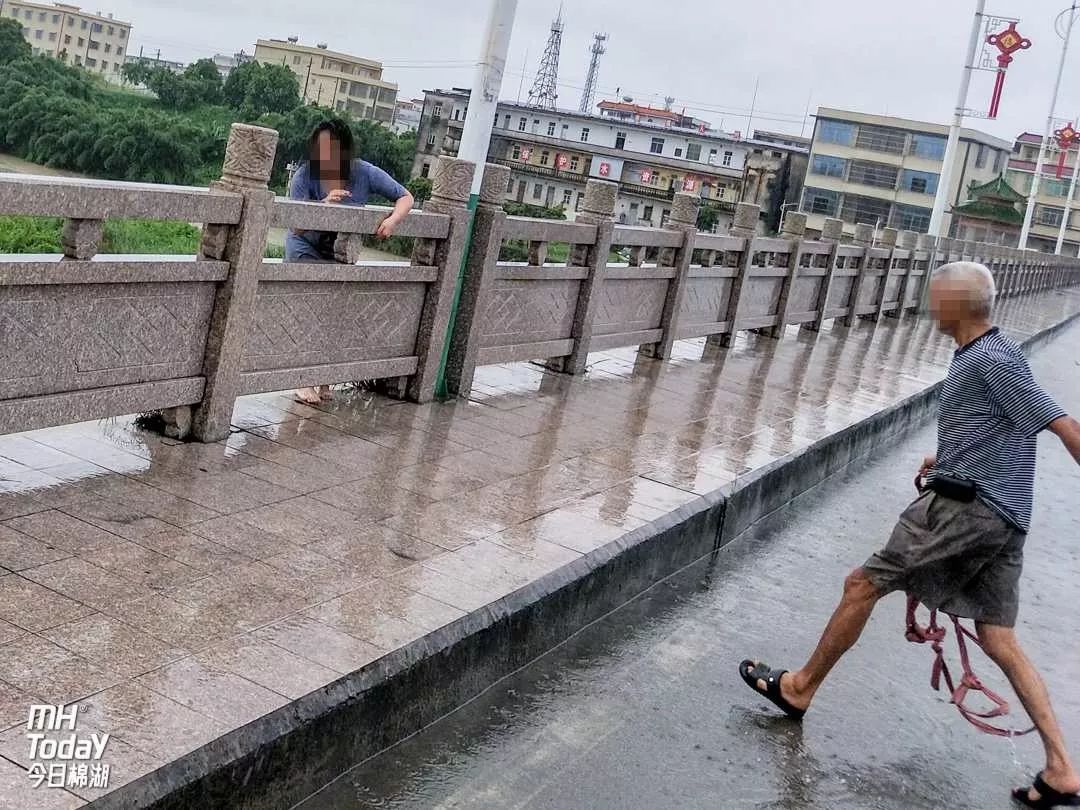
<box><xmin>905</xmin><ymin>595</ymin><xmax>1035</xmax><ymax>738</ymax></box>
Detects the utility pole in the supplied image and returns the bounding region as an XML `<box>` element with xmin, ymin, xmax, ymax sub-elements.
<box><xmin>929</xmin><ymin>0</ymin><xmax>985</xmax><ymax>238</ymax></box>
<box><xmin>1020</xmin><ymin>2</ymin><xmax>1078</xmax><ymax>250</ymax></box>
<box><xmin>1056</xmin><ymin>129</ymin><xmax>1080</xmax><ymax>253</ymax></box>
<box><xmin>434</xmin><ymin>0</ymin><xmax>519</xmax><ymax>398</ymax></box>
<box><xmin>303</xmin><ymin>57</ymin><xmax>313</xmax><ymax>101</ymax></box>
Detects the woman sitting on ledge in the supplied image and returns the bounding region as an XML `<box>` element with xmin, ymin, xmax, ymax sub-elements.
<box><xmin>285</xmin><ymin>119</ymin><xmax>414</xmax><ymax>405</ymax></box>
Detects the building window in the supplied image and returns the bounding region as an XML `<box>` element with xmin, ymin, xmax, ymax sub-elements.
<box><xmin>1035</xmin><ymin>205</ymin><xmax>1064</xmax><ymax>227</ymax></box>
<box><xmin>89</xmin><ymin>39</ymin><xmax>99</xmax><ymax>50</ymax></box>
<box><xmin>37</xmin><ymin>10</ymin><xmax>44</xmax><ymax>20</ymax></box>
<box><xmin>80</xmin><ymin>19</ymin><xmax>87</xmax><ymax>28</ymax></box>
<box><xmin>540</xmin><ymin>150</ymin><xmax>550</xmax><ymax>166</ymax></box>
<box><xmin>993</xmin><ymin>150</ymin><xmax>1006</xmax><ymax>174</ymax></box>
<box><xmin>562</xmin><ymin>189</ymin><xmax>573</xmax><ymax>206</ymax></box>
<box><xmin>975</xmin><ymin>144</ymin><xmax>988</xmax><ymax>169</ymax></box>
<box><xmin>426</xmin><ymin>132</ymin><xmax>437</xmax><ymax>147</ymax></box>
<box><xmin>52</xmin><ymin>13</ymin><xmax>59</xmax><ymax>23</ymax></box>
<box><xmin>811</xmin><ymin>154</ymin><xmax>847</xmax><ymax>178</ymax></box>
<box><xmin>104</xmin><ymin>43</ymin><xmax>111</xmax><ymax>53</ymax></box>
<box><xmin>34</xmin><ymin>29</ymin><xmax>42</xmax><ymax>39</ymax></box>
<box><xmin>77</xmin><ymin>36</ymin><xmax>83</xmax><ymax>46</ymax></box>
<box><xmin>910</xmin><ymin>133</ymin><xmax>947</xmax><ymax>161</ymax></box>
<box><xmin>68</xmin><ymin>16</ymin><xmax>75</xmax><ymax>24</ymax></box>
<box><xmin>421</xmin><ymin>162</ymin><xmax>431</xmax><ymax>178</ymax></box>
<box><xmin>547</xmin><ymin>121</ymin><xmax>556</xmax><ymax>136</ymax></box>
<box><xmin>804</xmin><ymin>187</ymin><xmax>840</xmax><ymax>216</ymax></box>
<box><xmin>85</xmin><ymin>57</ymin><xmax>96</xmax><ymax>67</ymax></box>
<box><xmin>901</xmin><ymin>169</ymin><xmax>940</xmax><ymax>195</ymax></box>
<box><xmin>113</xmin><ymin>62</ymin><xmax>120</xmax><ymax>72</ymax></box>
<box><xmin>892</xmin><ymin>204</ymin><xmax>933</xmax><ymax>232</ymax></box>
<box><xmin>819</xmin><ymin>120</ymin><xmax>856</xmax><ymax>146</ymax></box>
<box><xmin>101</xmin><ymin>61</ymin><xmax>107</xmax><ymax>71</ymax></box>
<box><xmin>650</xmin><ymin>137</ymin><xmax>665</xmax><ymax>154</ymax></box>
<box><xmin>615</xmin><ymin>131</ymin><xmax>627</xmax><ymax>150</ymax></box>
<box><xmin>432</xmin><ymin>103</ymin><xmax>443</xmax><ymax>119</ymax></box>
<box><xmin>518</xmin><ymin>117</ymin><xmax>527</xmax><ymax>132</ymax></box>
<box><xmin>840</xmin><ymin>193</ymin><xmax>892</xmax><ymax>225</ymax></box>
<box><xmin>119</xmin><ymin>28</ymin><xmax>126</xmax><ymax>38</ymax></box>
<box><xmin>64</xmin><ymin>34</ymin><xmax>70</xmax><ymax>44</ymax></box>
<box><xmin>580</xmin><ymin>127</ymin><xmax>590</xmax><ymax>142</ymax></box>
<box><xmin>1044</xmin><ymin>179</ymin><xmax>1071</xmax><ymax>198</ymax></box>
<box><xmin>848</xmin><ymin>160</ymin><xmax>899</xmax><ymax>189</ymax></box>
<box><xmin>674</xmin><ymin>147</ymin><xmax>683</xmax><ymax>157</ymax></box>
<box><xmin>570</xmin><ymin>155</ymin><xmax>580</xmax><ymax>172</ymax></box>
<box><xmin>92</xmin><ymin>22</ymin><xmax>101</xmax><ymax>31</ymax></box>
<box><xmin>504</xmin><ymin>114</ymin><xmax>511</xmax><ymax>129</ymax></box>
<box><xmin>643</xmin><ymin>205</ymin><xmax>654</xmax><ymax>221</ymax></box>
<box><xmin>686</xmin><ymin>143</ymin><xmax>702</xmax><ymax>161</ymax></box>
<box><xmin>855</xmin><ymin>125</ymin><xmax>906</xmax><ymax>154</ymax></box>
<box><xmin>722</xmin><ymin>151</ymin><xmax>733</xmax><ymax>167</ymax></box>
<box><xmin>533</xmin><ymin>183</ymin><xmax>543</xmax><ymax>201</ymax></box>
<box><xmin>511</xmin><ymin>144</ymin><xmax>521</xmax><ymax>160</ymax></box>
<box><xmin>48</xmin><ymin>31</ymin><xmax>56</xmax><ymax>41</ymax></box>
<box><xmin>24</xmin><ymin>10</ymin><xmax>32</xmax><ymax>19</ymax></box>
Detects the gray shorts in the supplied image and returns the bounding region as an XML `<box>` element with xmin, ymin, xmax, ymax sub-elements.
<box><xmin>863</xmin><ymin>491</ymin><xmax>1026</xmax><ymax>627</ymax></box>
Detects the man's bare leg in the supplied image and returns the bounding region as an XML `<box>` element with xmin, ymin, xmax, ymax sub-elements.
<box><xmin>977</xmin><ymin>623</ymin><xmax>1080</xmax><ymax>801</ymax></box>
<box><xmin>750</xmin><ymin>568</ymin><xmax>883</xmax><ymax>711</ymax></box>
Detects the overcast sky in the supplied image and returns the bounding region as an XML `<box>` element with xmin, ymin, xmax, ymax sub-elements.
<box><xmin>104</xmin><ymin>0</ymin><xmax>1080</xmax><ymax>143</ymax></box>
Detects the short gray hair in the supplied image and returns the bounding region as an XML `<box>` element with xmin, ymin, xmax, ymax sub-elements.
<box><xmin>931</xmin><ymin>261</ymin><xmax>997</xmax><ymax>317</ymax></box>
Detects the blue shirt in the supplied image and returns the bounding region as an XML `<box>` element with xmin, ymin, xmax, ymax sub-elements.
<box><xmin>930</xmin><ymin>327</ymin><xmax>1066</xmax><ymax>532</ymax></box>
<box><xmin>285</xmin><ymin>159</ymin><xmax>408</xmax><ymax>260</ymax></box>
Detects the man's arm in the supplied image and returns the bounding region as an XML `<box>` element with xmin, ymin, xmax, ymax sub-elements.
<box><xmin>1049</xmin><ymin>416</ymin><xmax>1080</xmax><ymax>464</ymax></box>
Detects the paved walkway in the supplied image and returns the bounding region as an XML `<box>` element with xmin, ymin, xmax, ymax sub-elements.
<box><xmin>0</xmin><ymin>288</ymin><xmax>1078</xmax><ymax>807</ymax></box>
<box><xmin>300</xmin><ymin>317</ymin><xmax>1080</xmax><ymax>810</ymax></box>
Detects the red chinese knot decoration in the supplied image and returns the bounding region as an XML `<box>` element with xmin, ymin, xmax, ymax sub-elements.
<box><xmin>1055</xmin><ymin>123</ymin><xmax>1079</xmax><ymax>179</ymax></box>
<box><xmin>986</xmin><ymin>22</ymin><xmax>1032</xmax><ymax>119</ymax></box>
<box><xmin>640</xmin><ymin>169</ymin><xmax>653</xmax><ymax>184</ymax></box>
<box><xmin>598</xmin><ymin>162</ymin><xmax>611</xmax><ymax>177</ymax></box>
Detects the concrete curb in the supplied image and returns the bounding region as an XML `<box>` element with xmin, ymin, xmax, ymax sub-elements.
<box><xmin>87</xmin><ymin>303</ymin><xmax>1080</xmax><ymax>810</ymax></box>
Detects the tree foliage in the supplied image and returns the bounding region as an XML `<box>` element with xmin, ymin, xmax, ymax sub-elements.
<box><xmin>0</xmin><ymin>18</ymin><xmax>31</xmax><ymax>65</ymax></box>
<box><xmin>0</xmin><ymin>49</ymin><xmax>415</xmax><ymax>191</ymax></box>
<box><xmin>223</xmin><ymin>61</ymin><xmax>300</xmax><ymax>116</ymax></box>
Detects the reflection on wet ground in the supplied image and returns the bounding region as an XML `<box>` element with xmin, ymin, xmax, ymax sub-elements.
<box><xmin>297</xmin><ymin>317</ymin><xmax>1080</xmax><ymax>810</ymax></box>
<box><xmin>0</xmin><ymin>289</ymin><xmax>1078</xmax><ymax>806</ymax></box>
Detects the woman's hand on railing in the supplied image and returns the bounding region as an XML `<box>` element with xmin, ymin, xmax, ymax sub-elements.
<box><xmin>323</xmin><ymin>189</ymin><xmax>351</xmax><ymax>204</ymax></box>
<box><xmin>376</xmin><ymin>212</ymin><xmax>404</xmax><ymax>239</ymax></box>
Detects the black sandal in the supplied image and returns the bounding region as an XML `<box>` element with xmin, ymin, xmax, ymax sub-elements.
<box><xmin>738</xmin><ymin>660</ymin><xmax>806</xmax><ymax>721</ymax></box>
<box><xmin>1013</xmin><ymin>772</ymin><xmax>1080</xmax><ymax>808</ymax></box>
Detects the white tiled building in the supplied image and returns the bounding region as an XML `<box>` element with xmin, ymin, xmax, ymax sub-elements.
<box><xmin>2</xmin><ymin>0</ymin><xmax>132</xmax><ymax>79</ymax></box>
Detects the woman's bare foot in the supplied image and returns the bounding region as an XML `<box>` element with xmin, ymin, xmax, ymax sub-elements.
<box><xmin>294</xmin><ymin>387</ymin><xmax>321</xmax><ymax>406</ymax></box>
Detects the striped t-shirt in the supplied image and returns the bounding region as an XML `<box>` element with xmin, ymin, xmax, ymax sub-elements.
<box><xmin>930</xmin><ymin>327</ymin><xmax>1066</xmax><ymax>532</ymax></box>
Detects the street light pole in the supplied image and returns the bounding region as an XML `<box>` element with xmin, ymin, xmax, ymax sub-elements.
<box><xmin>1056</xmin><ymin>130</ymin><xmax>1080</xmax><ymax>253</ymax></box>
<box><xmin>929</xmin><ymin>0</ymin><xmax>986</xmax><ymax>238</ymax></box>
<box><xmin>434</xmin><ymin>0</ymin><xmax>519</xmax><ymax>398</ymax></box>
<box><xmin>1020</xmin><ymin>2</ymin><xmax>1078</xmax><ymax>250</ymax></box>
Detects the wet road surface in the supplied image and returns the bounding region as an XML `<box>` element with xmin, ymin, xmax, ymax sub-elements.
<box><xmin>296</xmin><ymin>320</ymin><xmax>1080</xmax><ymax>810</ymax></box>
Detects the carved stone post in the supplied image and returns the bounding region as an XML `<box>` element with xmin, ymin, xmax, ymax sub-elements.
<box><xmin>191</xmin><ymin>123</ymin><xmax>278</xmax><ymax>443</ymax></box>
<box><xmin>717</xmin><ymin>202</ymin><xmax>762</xmax><ymax>348</ymax></box>
<box><xmin>407</xmin><ymin>156</ymin><xmax>474</xmax><ymax>402</ymax></box>
<box><xmin>916</xmin><ymin>233</ymin><xmax>938</xmax><ymax>310</ymax></box>
<box><xmin>874</xmin><ymin>227</ymin><xmax>899</xmax><ymax>319</ymax></box>
<box><xmin>642</xmin><ymin>191</ymin><xmax>699</xmax><ymax>359</ymax></box>
<box><xmin>888</xmin><ymin>230</ymin><xmax>918</xmax><ymax>318</ymax></box>
<box><xmin>771</xmin><ymin>211</ymin><xmax>808</xmax><ymax>338</ymax></box>
<box><xmin>842</xmin><ymin>223</ymin><xmax>875</xmax><ymax>327</ymax></box>
<box><xmin>559</xmin><ymin>179</ymin><xmax>617</xmax><ymax>374</ymax></box>
<box><xmin>444</xmin><ymin>163</ymin><xmax>510</xmax><ymax>397</ymax></box>
<box><xmin>805</xmin><ymin>217</ymin><xmax>844</xmax><ymax>333</ymax></box>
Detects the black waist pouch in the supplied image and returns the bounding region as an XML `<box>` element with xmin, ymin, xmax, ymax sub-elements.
<box><xmin>927</xmin><ymin>474</ymin><xmax>977</xmax><ymax>503</ymax></box>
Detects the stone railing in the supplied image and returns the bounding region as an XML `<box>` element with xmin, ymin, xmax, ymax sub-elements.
<box><xmin>1</xmin><ymin>124</ymin><xmax>1078</xmax><ymax>443</ymax></box>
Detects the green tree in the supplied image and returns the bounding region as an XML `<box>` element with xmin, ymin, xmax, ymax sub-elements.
<box><xmin>224</xmin><ymin>61</ymin><xmax>300</xmax><ymax>115</ymax></box>
<box><xmin>406</xmin><ymin>176</ymin><xmax>432</xmax><ymax>205</ymax></box>
<box><xmin>120</xmin><ymin>60</ymin><xmax>151</xmax><ymax>86</ymax></box>
<box><xmin>697</xmin><ymin>204</ymin><xmax>721</xmax><ymax>233</ymax></box>
<box><xmin>183</xmin><ymin>58</ymin><xmax>223</xmax><ymax>106</ymax></box>
<box><xmin>0</xmin><ymin>18</ymin><xmax>31</xmax><ymax>65</ymax></box>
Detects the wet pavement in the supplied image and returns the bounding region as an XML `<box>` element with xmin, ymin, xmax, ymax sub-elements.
<box><xmin>0</xmin><ymin>288</ymin><xmax>1077</xmax><ymax>807</ymax></box>
<box><xmin>296</xmin><ymin>317</ymin><xmax>1080</xmax><ymax>810</ymax></box>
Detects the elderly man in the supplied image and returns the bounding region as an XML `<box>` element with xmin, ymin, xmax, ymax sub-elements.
<box><xmin>740</xmin><ymin>262</ymin><xmax>1080</xmax><ymax>808</ymax></box>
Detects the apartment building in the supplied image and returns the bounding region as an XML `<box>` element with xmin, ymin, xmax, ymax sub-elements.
<box><xmin>413</xmin><ymin>89</ymin><xmax>808</xmax><ymax>231</ymax></box>
<box><xmin>1004</xmin><ymin>132</ymin><xmax>1080</xmax><ymax>255</ymax></box>
<box><xmin>253</xmin><ymin>38</ymin><xmax>397</xmax><ymax>123</ymax></box>
<box><xmin>1</xmin><ymin>1</ymin><xmax>131</xmax><ymax>78</ymax></box>
<box><xmin>801</xmin><ymin>108</ymin><xmax>1011</xmax><ymax>237</ymax></box>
